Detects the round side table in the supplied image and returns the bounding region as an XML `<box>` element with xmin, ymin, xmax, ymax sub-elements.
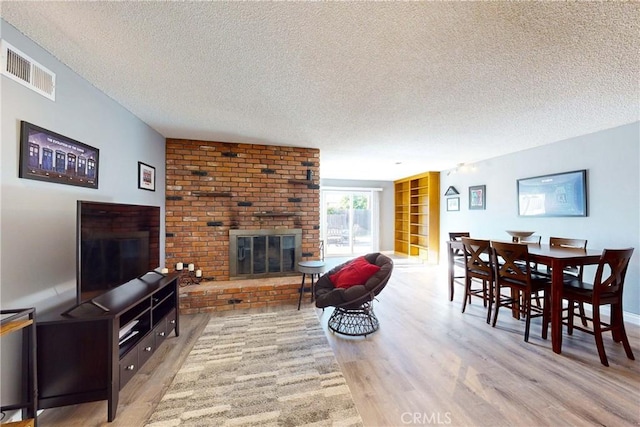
<box><xmin>297</xmin><ymin>260</ymin><xmax>326</xmax><ymax>310</ymax></box>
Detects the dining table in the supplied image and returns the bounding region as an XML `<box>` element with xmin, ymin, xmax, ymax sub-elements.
<box><xmin>527</xmin><ymin>244</ymin><xmax>602</xmax><ymax>353</ymax></box>
<box><xmin>447</xmin><ymin>240</ymin><xmax>603</xmax><ymax>354</ymax></box>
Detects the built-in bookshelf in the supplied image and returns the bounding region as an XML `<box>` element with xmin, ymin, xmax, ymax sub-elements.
<box><xmin>394</xmin><ymin>172</ymin><xmax>440</xmax><ymax>262</ymax></box>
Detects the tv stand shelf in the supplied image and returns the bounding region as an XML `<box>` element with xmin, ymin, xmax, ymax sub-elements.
<box><xmin>36</xmin><ymin>272</ymin><xmax>180</xmax><ymax>422</ymax></box>
<box><xmin>1</xmin><ymin>308</ymin><xmax>37</xmax><ymax>427</ymax></box>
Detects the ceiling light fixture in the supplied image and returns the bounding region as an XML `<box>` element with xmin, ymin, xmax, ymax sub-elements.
<box><xmin>447</xmin><ymin>162</ymin><xmax>477</xmax><ymax>176</ymax></box>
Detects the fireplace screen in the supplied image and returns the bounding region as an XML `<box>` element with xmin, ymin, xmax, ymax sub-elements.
<box><xmin>230</xmin><ymin>229</ymin><xmax>302</xmax><ymax>278</ymax></box>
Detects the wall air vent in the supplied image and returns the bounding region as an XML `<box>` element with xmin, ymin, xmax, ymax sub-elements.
<box><xmin>1</xmin><ymin>40</ymin><xmax>55</xmax><ymax>101</ymax></box>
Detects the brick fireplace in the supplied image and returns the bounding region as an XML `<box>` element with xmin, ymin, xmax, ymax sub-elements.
<box><xmin>165</xmin><ymin>140</ymin><xmax>320</xmax><ymax>282</ymax></box>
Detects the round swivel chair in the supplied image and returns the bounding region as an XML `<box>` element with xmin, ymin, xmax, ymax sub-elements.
<box><xmin>314</xmin><ymin>252</ymin><xmax>393</xmax><ymax>337</ymax></box>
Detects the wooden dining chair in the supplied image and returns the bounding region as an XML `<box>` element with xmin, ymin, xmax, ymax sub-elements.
<box><xmin>520</xmin><ymin>235</ymin><xmax>541</xmax><ymax>244</ymax></box>
<box><xmin>461</xmin><ymin>238</ymin><xmax>493</xmax><ymax>324</ymax></box>
<box><xmin>549</xmin><ymin>237</ymin><xmax>589</xmax><ymax>325</ymax></box>
<box><xmin>549</xmin><ymin>237</ymin><xmax>588</xmax><ymax>278</ymax></box>
<box><xmin>449</xmin><ymin>232</ymin><xmax>470</xmax><ymax>299</ymax></box>
<box><xmin>516</xmin><ymin>234</ymin><xmax>542</xmax><ymax>272</ymax></box>
<box><xmin>490</xmin><ymin>241</ymin><xmax>551</xmax><ymax>342</ymax></box>
<box><xmin>562</xmin><ymin>248</ymin><xmax>635</xmax><ymax>366</ymax></box>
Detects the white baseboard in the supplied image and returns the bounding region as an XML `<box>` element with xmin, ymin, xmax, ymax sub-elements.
<box><xmin>581</xmin><ymin>304</ymin><xmax>640</xmax><ymax>326</ymax></box>
<box><xmin>623</xmin><ymin>310</ymin><xmax>640</xmax><ymax>326</ymax></box>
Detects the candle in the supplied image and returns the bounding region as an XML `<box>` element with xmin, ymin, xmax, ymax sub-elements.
<box><xmin>188</xmin><ymin>263</ymin><xmax>195</xmax><ymax>271</ymax></box>
<box><xmin>176</xmin><ymin>262</ymin><xmax>183</xmax><ymax>271</ymax></box>
<box><xmin>195</xmin><ymin>269</ymin><xmax>202</xmax><ymax>278</ymax></box>
<box><xmin>161</xmin><ymin>268</ymin><xmax>169</xmax><ymax>274</ymax></box>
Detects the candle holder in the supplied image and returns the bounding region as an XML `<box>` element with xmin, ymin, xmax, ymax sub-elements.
<box><xmin>178</xmin><ymin>269</ymin><xmax>202</xmax><ymax>287</ymax></box>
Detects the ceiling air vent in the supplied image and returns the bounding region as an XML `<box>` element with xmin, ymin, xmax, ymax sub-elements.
<box><xmin>1</xmin><ymin>40</ymin><xmax>55</xmax><ymax>101</ymax></box>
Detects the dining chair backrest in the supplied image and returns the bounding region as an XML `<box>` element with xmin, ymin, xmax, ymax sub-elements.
<box><xmin>549</xmin><ymin>237</ymin><xmax>587</xmax><ymax>250</ymax></box>
<box><xmin>549</xmin><ymin>237</ymin><xmax>587</xmax><ymax>278</ymax></box>
<box><xmin>450</xmin><ymin>232</ymin><xmax>470</xmax><ymax>240</ymax></box>
<box><xmin>520</xmin><ymin>235</ymin><xmax>541</xmax><ymax>244</ymax></box>
<box><xmin>490</xmin><ymin>241</ymin><xmax>533</xmax><ymax>286</ymax></box>
<box><xmin>449</xmin><ymin>232</ymin><xmax>470</xmax><ymax>257</ymax></box>
<box><xmin>591</xmin><ymin>248</ymin><xmax>634</xmax><ymax>301</ymax></box>
<box><xmin>461</xmin><ymin>237</ymin><xmax>492</xmax><ymax>279</ymax></box>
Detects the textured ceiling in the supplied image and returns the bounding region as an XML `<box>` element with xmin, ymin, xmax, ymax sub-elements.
<box><xmin>1</xmin><ymin>1</ymin><xmax>638</xmax><ymax>181</ymax></box>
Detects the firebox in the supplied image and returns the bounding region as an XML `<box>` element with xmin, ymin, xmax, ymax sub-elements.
<box><xmin>229</xmin><ymin>229</ymin><xmax>302</xmax><ymax>279</ymax></box>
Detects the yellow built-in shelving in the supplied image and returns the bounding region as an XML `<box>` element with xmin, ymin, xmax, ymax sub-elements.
<box><xmin>394</xmin><ymin>172</ymin><xmax>440</xmax><ymax>263</ymax></box>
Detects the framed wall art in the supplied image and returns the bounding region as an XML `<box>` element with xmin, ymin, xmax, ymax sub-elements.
<box><xmin>517</xmin><ymin>169</ymin><xmax>587</xmax><ymax>217</ymax></box>
<box><xmin>469</xmin><ymin>185</ymin><xmax>486</xmax><ymax>210</ymax></box>
<box><xmin>447</xmin><ymin>197</ymin><xmax>460</xmax><ymax>211</ymax></box>
<box><xmin>19</xmin><ymin>121</ymin><xmax>99</xmax><ymax>189</ymax></box>
<box><xmin>444</xmin><ymin>186</ymin><xmax>459</xmax><ymax>196</ymax></box>
<box><xmin>138</xmin><ymin>162</ymin><xmax>156</xmax><ymax>191</ymax></box>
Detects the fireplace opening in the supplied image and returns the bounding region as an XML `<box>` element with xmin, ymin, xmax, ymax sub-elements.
<box><xmin>229</xmin><ymin>229</ymin><xmax>302</xmax><ymax>279</ymax></box>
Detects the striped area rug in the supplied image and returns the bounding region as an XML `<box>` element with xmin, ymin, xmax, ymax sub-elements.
<box><xmin>145</xmin><ymin>309</ymin><xmax>363</xmax><ymax>427</ymax></box>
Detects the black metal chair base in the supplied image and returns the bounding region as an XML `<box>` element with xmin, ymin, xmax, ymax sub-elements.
<box><xmin>328</xmin><ymin>301</ymin><xmax>379</xmax><ymax>337</ymax></box>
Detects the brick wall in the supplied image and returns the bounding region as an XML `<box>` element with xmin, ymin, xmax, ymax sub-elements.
<box><xmin>165</xmin><ymin>140</ymin><xmax>320</xmax><ymax>281</ymax></box>
<box><xmin>179</xmin><ymin>276</ymin><xmax>304</xmax><ymax>314</ymax></box>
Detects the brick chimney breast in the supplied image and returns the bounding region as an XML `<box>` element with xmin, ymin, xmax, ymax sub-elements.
<box><xmin>166</xmin><ymin>139</ymin><xmax>320</xmax><ymax>280</ymax></box>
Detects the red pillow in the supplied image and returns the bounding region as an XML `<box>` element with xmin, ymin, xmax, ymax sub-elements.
<box><xmin>330</xmin><ymin>256</ymin><xmax>381</xmax><ymax>289</ymax></box>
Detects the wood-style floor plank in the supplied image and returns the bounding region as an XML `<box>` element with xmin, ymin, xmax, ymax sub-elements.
<box><xmin>321</xmin><ymin>262</ymin><xmax>640</xmax><ymax>427</ymax></box>
<box><xmin>38</xmin><ymin>261</ymin><xmax>640</xmax><ymax>426</ymax></box>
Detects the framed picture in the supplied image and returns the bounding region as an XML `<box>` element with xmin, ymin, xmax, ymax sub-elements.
<box><xmin>138</xmin><ymin>162</ymin><xmax>156</xmax><ymax>191</ymax></box>
<box><xmin>469</xmin><ymin>185</ymin><xmax>486</xmax><ymax>210</ymax></box>
<box><xmin>19</xmin><ymin>121</ymin><xmax>99</xmax><ymax>189</ymax></box>
<box><xmin>517</xmin><ymin>169</ymin><xmax>587</xmax><ymax>217</ymax></box>
<box><xmin>446</xmin><ymin>197</ymin><xmax>460</xmax><ymax>211</ymax></box>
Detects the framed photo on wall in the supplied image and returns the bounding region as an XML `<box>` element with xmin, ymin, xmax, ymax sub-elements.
<box><xmin>138</xmin><ymin>162</ymin><xmax>156</xmax><ymax>191</ymax></box>
<box><xmin>18</xmin><ymin>121</ymin><xmax>99</xmax><ymax>189</ymax></box>
<box><xmin>469</xmin><ymin>185</ymin><xmax>486</xmax><ymax>210</ymax></box>
<box><xmin>447</xmin><ymin>197</ymin><xmax>460</xmax><ymax>211</ymax></box>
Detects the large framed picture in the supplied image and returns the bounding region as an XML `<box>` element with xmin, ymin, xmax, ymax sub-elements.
<box><xmin>138</xmin><ymin>161</ymin><xmax>156</xmax><ymax>191</ymax></box>
<box><xmin>517</xmin><ymin>169</ymin><xmax>587</xmax><ymax>217</ymax></box>
<box><xmin>19</xmin><ymin>121</ymin><xmax>99</xmax><ymax>189</ymax></box>
<box><xmin>469</xmin><ymin>185</ymin><xmax>486</xmax><ymax>210</ymax></box>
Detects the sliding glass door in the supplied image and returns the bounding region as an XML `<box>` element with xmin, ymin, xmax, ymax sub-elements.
<box><xmin>321</xmin><ymin>189</ymin><xmax>378</xmax><ymax>256</ymax></box>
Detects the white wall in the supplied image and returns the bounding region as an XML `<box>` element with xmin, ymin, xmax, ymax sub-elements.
<box><xmin>1</xmin><ymin>20</ymin><xmax>166</xmax><ymax>402</ymax></box>
<box><xmin>439</xmin><ymin>122</ymin><xmax>640</xmax><ymax>315</ymax></box>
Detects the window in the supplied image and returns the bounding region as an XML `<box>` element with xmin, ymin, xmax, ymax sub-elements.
<box><xmin>321</xmin><ymin>188</ymin><xmax>380</xmax><ymax>256</ymax></box>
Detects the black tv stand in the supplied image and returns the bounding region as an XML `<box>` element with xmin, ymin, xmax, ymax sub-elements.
<box><xmin>90</xmin><ymin>299</ymin><xmax>110</xmax><ymax>312</ymax></box>
<box><xmin>37</xmin><ymin>272</ymin><xmax>180</xmax><ymax>422</ymax></box>
<box><xmin>60</xmin><ymin>297</ymin><xmax>112</xmax><ymax>317</ymax></box>
<box><xmin>138</xmin><ymin>270</ymin><xmax>166</xmax><ymax>282</ymax></box>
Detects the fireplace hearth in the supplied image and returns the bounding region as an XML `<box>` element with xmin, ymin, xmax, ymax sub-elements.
<box><xmin>229</xmin><ymin>229</ymin><xmax>302</xmax><ymax>279</ymax></box>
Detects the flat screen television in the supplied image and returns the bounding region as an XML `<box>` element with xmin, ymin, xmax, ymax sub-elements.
<box><xmin>517</xmin><ymin>169</ymin><xmax>587</xmax><ymax>217</ymax></box>
<box><xmin>76</xmin><ymin>201</ymin><xmax>160</xmax><ymax>307</ymax></box>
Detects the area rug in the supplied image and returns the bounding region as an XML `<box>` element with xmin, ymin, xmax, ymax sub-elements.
<box><xmin>145</xmin><ymin>308</ymin><xmax>363</xmax><ymax>427</ymax></box>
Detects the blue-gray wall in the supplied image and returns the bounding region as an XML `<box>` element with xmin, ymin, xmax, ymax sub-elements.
<box><xmin>1</xmin><ymin>19</ymin><xmax>166</xmax><ymax>403</ymax></box>
<box><xmin>439</xmin><ymin>122</ymin><xmax>640</xmax><ymax>315</ymax></box>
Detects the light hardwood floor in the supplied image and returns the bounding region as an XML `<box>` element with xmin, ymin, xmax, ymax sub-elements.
<box><xmin>38</xmin><ymin>260</ymin><xmax>640</xmax><ymax>426</ymax></box>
